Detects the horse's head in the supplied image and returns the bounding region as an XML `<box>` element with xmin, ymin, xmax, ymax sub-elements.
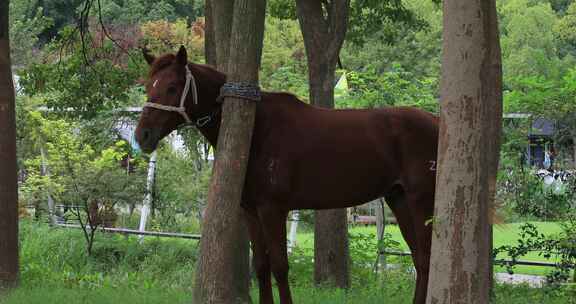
<box><xmin>136</xmin><ymin>46</ymin><xmax>226</xmax><ymax>152</ymax></box>
<box><xmin>135</xmin><ymin>46</ymin><xmax>196</xmax><ymax>153</ymax></box>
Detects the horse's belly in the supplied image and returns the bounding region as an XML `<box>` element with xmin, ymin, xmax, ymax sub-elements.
<box><xmin>286</xmin><ymin>159</ymin><xmax>397</xmax><ymax>209</ymax></box>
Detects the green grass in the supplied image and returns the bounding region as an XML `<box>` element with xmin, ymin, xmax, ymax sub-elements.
<box><xmin>2</xmin><ymin>279</ymin><xmax>573</xmax><ymax>304</ymax></box>
<box><xmin>296</xmin><ymin>222</ymin><xmax>564</xmax><ymax>276</ymax></box>
<box><xmin>1</xmin><ymin>220</ymin><xmax>572</xmax><ymax>304</ymax></box>
<box><xmin>0</xmin><ymin>287</ymin><xmax>190</xmax><ymax>304</ymax></box>
<box><xmin>286</xmin><ymin>283</ymin><xmax>575</xmax><ymax>304</ymax></box>
<box><xmin>492</xmin><ymin>222</ymin><xmax>564</xmax><ymax>275</ymax></box>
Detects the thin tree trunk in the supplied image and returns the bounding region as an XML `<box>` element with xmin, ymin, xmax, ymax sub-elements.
<box><xmin>190</xmin><ymin>0</ymin><xmax>196</xmax><ymax>24</ymax></box>
<box><xmin>295</xmin><ymin>0</ymin><xmax>351</xmax><ymax>289</ymax></box>
<box><xmin>204</xmin><ymin>0</ymin><xmax>217</xmax><ymax>67</ymax></box>
<box><xmin>40</xmin><ymin>147</ymin><xmax>57</xmax><ymax>226</ymax></box>
<box><xmin>0</xmin><ymin>0</ymin><xmax>19</xmax><ymax>289</ymax></box>
<box><xmin>287</xmin><ymin>210</ymin><xmax>299</xmax><ymax>255</ymax></box>
<box><xmin>376</xmin><ymin>199</ymin><xmax>386</xmax><ymax>272</ymax></box>
<box><xmin>138</xmin><ymin>151</ymin><xmax>157</xmax><ymax>241</ymax></box>
<box><xmin>426</xmin><ymin>0</ymin><xmax>502</xmax><ymax>302</ymax></box>
<box><xmin>193</xmin><ymin>0</ymin><xmax>266</xmax><ymax>303</ymax></box>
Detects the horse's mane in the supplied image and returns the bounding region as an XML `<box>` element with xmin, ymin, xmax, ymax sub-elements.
<box><xmin>148</xmin><ymin>54</ymin><xmax>301</xmax><ymax>105</ymax></box>
<box><xmin>149</xmin><ymin>54</ymin><xmax>227</xmax><ymax>86</ymax></box>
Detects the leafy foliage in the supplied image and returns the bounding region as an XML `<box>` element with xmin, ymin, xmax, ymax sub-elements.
<box><xmin>96</xmin><ymin>0</ymin><xmax>202</xmax><ymax>26</ymax></box>
<box><xmin>9</xmin><ymin>0</ymin><xmax>202</xmax><ymax>44</ymax></box>
<box><xmin>18</xmin><ymin>110</ymin><xmax>146</xmax><ymax>253</ymax></box>
<box><xmin>19</xmin><ymin>28</ymin><xmax>144</xmax><ymax>119</ymax></box>
<box><xmin>151</xmin><ymin>136</ymin><xmax>211</xmax><ymax>233</ymax></box>
<box><xmin>555</xmin><ymin>2</ymin><xmax>576</xmax><ymax>58</ymax></box>
<box><xmin>260</xmin><ymin>17</ymin><xmax>308</xmax><ymax>96</ymax></box>
<box><xmin>336</xmin><ymin>65</ymin><xmax>438</xmax><ymax>112</ymax></box>
<box><xmin>497</xmin><ymin>167</ymin><xmax>574</xmax><ymax>220</ymax></box>
<box><xmin>8</xmin><ymin>3</ymin><xmax>52</xmax><ymax>67</ymax></box>
<box><xmin>268</xmin><ymin>0</ymin><xmax>426</xmax><ymax>47</ymax></box>
<box><xmin>347</xmin><ymin>0</ymin><xmax>426</xmax><ymax>46</ymax></box>
<box><xmin>140</xmin><ymin>18</ymin><xmax>205</xmax><ymax>62</ymax></box>
<box><xmin>499</xmin><ymin>0</ymin><xmax>576</xmax><ymax>120</ymax></box>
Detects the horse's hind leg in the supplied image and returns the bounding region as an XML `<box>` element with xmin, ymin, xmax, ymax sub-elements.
<box><xmin>384</xmin><ymin>189</ymin><xmax>427</xmax><ymax>304</ymax></box>
<box><xmin>245</xmin><ymin>208</ymin><xmax>274</xmax><ymax>304</ymax></box>
<box><xmin>404</xmin><ymin>193</ymin><xmax>434</xmax><ymax>304</ymax></box>
<box><xmin>258</xmin><ymin>205</ymin><xmax>293</xmax><ymax>304</ymax></box>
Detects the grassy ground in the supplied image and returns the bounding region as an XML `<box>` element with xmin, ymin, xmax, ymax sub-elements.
<box><xmin>2</xmin><ymin>281</ymin><xmax>574</xmax><ymax>304</ymax></box>
<box><xmin>296</xmin><ymin>222</ymin><xmax>564</xmax><ymax>276</ymax></box>
<box><xmin>0</xmin><ymin>220</ymin><xmax>573</xmax><ymax>304</ymax></box>
<box><xmin>0</xmin><ymin>287</ymin><xmax>190</xmax><ymax>304</ymax></box>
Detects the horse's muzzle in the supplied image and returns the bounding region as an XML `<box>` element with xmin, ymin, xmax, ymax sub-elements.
<box><xmin>136</xmin><ymin>128</ymin><xmax>162</xmax><ymax>153</ymax></box>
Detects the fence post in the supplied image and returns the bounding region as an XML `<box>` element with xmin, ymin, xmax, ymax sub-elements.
<box><xmin>376</xmin><ymin>199</ymin><xmax>386</xmax><ymax>273</ymax></box>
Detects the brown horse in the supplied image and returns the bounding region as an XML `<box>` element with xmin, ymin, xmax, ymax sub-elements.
<box><xmin>135</xmin><ymin>47</ymin><xmax>437</xmax><ymax>304</ymax></box>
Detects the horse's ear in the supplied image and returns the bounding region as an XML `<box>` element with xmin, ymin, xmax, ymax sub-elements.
<box><xmin>176</xmin><ymin>46</ymin><xmax>187</xmax><ymax>66</ymax></box>
<box><xmin>142</xmin><ymin>48</ymin><xmax>155</xmax><ymax>65</ymax></box>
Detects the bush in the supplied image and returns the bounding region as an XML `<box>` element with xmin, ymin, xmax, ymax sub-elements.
<box><xmin>494</xmin><ymin>214</ymin><xmax>576</xmax><ymax>285</ymax></box>
<box><xmin>498</xmin><ymin>168</ymin><xmax>574</xmax><ymax>221</ymax></box>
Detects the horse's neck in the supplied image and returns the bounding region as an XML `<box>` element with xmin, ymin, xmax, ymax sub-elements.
<box><xmin>192</xmin><ymin>66</ymin><xmax>224</xmax><ymax>147</ymax></box>
<box><xmin>197</xmin><ymin>113</ymin><xmax>220</xmax><ymax>147</ymax></box>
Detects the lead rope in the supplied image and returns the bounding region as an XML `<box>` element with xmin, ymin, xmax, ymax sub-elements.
<box><xmin>217</xmin><ymin>82</ymin><xmax>262</xmax><ymax>102</ymax></box>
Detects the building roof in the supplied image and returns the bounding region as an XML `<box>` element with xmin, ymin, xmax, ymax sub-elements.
<box><xmin>531</xmin><ymin>117</ymin><xmax>555</xmax><ymax>136</ymax></box>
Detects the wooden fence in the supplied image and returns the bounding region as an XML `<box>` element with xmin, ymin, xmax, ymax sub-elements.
<box><xmin>381</xmin><ymin>250</ymin><xmax>559</xmax><ymax>268</ymax></box>
<box><xmin>56</xmin><ymin>224</ymin><xmax>560</xmax><ymax>268</ymax></box>
<box><xmin>57</xmin><ymin>224</ymin><xmax>201</xmax><ymax>240</ymax></box>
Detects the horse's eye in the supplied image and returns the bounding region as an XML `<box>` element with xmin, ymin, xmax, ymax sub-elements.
<box><xmin>167</xmin><ymin>86</ymin><xmax>177</xmax><ymax>95</ymax></box>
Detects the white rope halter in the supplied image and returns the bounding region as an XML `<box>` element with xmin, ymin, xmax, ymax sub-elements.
<box><xmin>143</xmin><ymin>65</ymin><xmax>198</xmax><ymax>124</ymax></box>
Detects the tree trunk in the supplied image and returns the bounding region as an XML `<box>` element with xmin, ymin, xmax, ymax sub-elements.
<box><xmin>212</xmin><ymin>0</ymin><xmax>234</xmax><ymax>72</ymax></box>
<box><xmin>426</xmin><ymin>0</ymin><xmax>502</xmax><ymax>303</ymax></box>
<box><xmin>193</xmin><ymin>0</ymin><xmax>266</xmax><ymax>303</ymax></box>
<box><xmin>204</xmin><ymin>0</ymin><xmax>217</xmax><ymax>67</ymax></box>
<box><xmin>295</xmin><ymin>0</ymin><xmax>350</xmax><ymax>289</ymax></box>
<box><xmin>0</xmin><ymin>0</ymin><xmax>19</xmax><ymax>288</ymax></box>
<box><xmin>138</xmin><ymin>151</ymin><xmax>157</xmax><ymax>241</ymax></box>
<box><xmin>313</xmin><ymin>209</ymin><xmax>349</xmax><ymax>287</ymax></box>
<box><xmin>376</xmin><ymin>199</ymin><xmax>386</xmax><ymax>272</ymax></box>
<box><xmin>40</xmin><ymin>147</ymin><xmax>57</xmax><ymax>226</ymax></box>
<box><xmin>287</xmin><ymin>211</ymin><xmax>299</xmax><ymax>254</ymax></box>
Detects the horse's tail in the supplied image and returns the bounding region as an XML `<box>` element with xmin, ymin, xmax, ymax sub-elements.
<box><xmin>490</xmin><ymin>198</ymin><xmax>506</xmax><ymax>227</ymax></box>
<box><xmin>488</xmin><ymin>175</ymin><xmax>506</xmax><ymax>227</ymax></box>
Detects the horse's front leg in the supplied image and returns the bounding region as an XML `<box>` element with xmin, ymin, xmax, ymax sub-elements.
<box><xmin>258</xmin><ymin>205</ymin><xmax>293</xmax><ymax>304</ymax></box>
<box><xmin>245</xmin><ymin>208</ymin><xmax>274</xmax><ymax>304</ymax></box>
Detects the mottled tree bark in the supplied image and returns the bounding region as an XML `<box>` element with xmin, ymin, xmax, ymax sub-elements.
<box><xmin>193</xmin><ymin>0</ymin><xmax>266</xmax><ymax>303</ymax></box>
<box><xmin>0</xmin><ymin>0</ymin><xmax>20</xmax><ymax>290</ymax></box>
<box><xmin>426</xmin><ymin>0</ymin><xmax>502</xmax><ymax>303</ymax></box>
<box><xmin>295</xmin><ymin>0</ymin><xmax>350</xmax><ymax>289</ymax></box>
<box><xmin>204</xmin><ymin>0</ymin><xmax>217</xmax><ymax>67</ymax></box>
<box><xmin>212</xmin><ymin>0</ymin><xmax>234</xmax><ymax>72</ymax></box>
